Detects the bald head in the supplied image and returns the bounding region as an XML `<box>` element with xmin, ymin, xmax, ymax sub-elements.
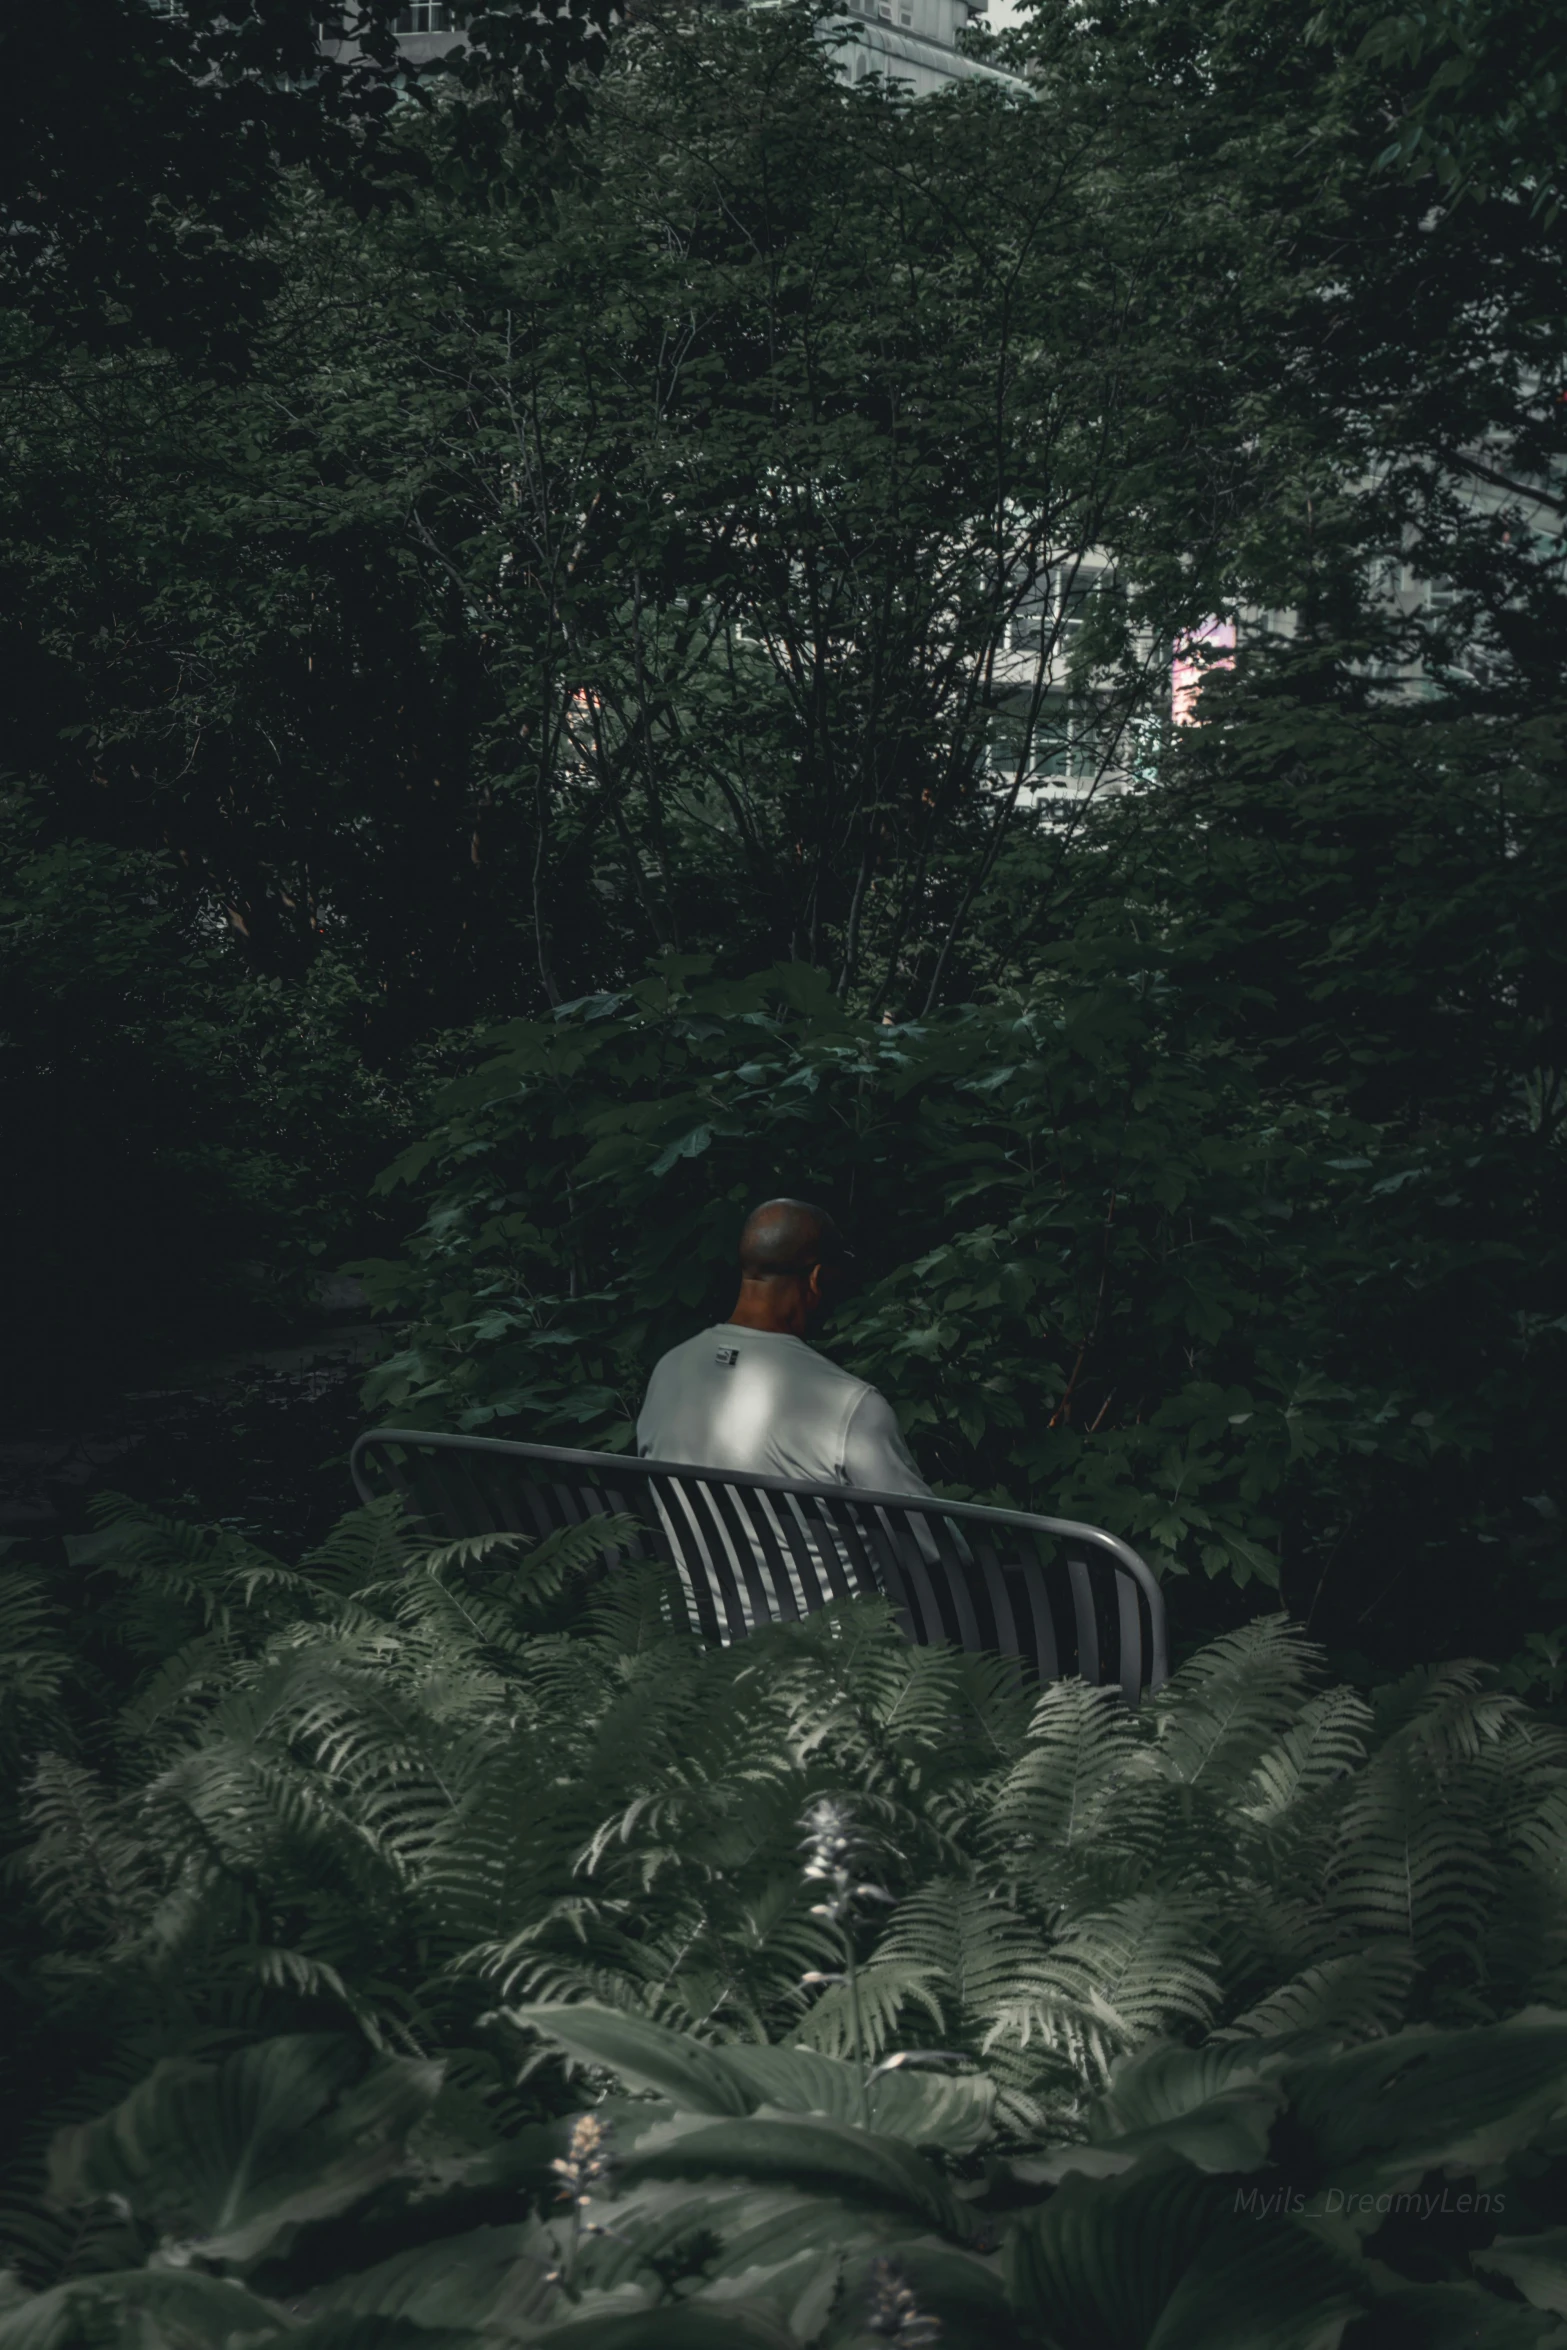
<box><xmin>739</xmin><ymin>1198</ymin><xmax>847</xmax><ymax>1280</ymax></box>
<box><xmin>729</xmin><ymin>1198</ymin><xmax>850</xmax><ymax>1337</ymax></box>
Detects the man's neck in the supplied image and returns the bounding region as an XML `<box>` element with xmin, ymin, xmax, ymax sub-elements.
<box><xmin>726</xmin><ymin>1284</ymin><xmax>812</xmax><ymax>1339</ymax></box>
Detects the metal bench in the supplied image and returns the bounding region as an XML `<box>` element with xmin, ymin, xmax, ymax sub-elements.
<box><xmin>349</xmin><ymin>1429</ymin><xmax>1168</xmax><ymax>1704</ymax></box>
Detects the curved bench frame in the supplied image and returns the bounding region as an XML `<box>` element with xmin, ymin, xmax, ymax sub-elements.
<box><xmin>350</xmin><ymin>1428</ymin><xmax>1168</xmax><ymax>1704</ymax></box>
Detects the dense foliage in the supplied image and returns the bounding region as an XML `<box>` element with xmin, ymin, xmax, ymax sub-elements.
<box><xmin>5</xmin><ymin>0</ymin><xmax>1563</xmax><ymax>1626</ymax></box>
<box><xmin>2</xmin><ymin>1504</ymin><xmax>1567</xmax><ymax>2344</ymax></box>
<box><xmin>355</xmin><ymin>923</ymin><xmax>1566</xmax><ymax>1662</ymax></box>
<box><xmin>4</xmin><ymin>3</ymin><xmax>1567</xmax><ymax>2339</ymax></box>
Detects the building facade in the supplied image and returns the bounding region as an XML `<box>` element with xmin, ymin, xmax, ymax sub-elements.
<box><xmin>332</xmin><ymin>0</ymin><xmax>1022</xmax><ymax>95</ymax></box>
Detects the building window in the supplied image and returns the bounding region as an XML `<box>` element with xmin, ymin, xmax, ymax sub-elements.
<box><xmin>395</xmin><ymin>2</ymin><xmax>451</xmax><ymax>30</ymax></box>
<box><xmin>991</xmin><ymin>699</ymin><xmax>1095</xmax><ymax>787</ymax></box>
<box><xmin>1010</xmin><ymin>564</ymin><xmax>1106</xmax><ymax>654</ymax></box>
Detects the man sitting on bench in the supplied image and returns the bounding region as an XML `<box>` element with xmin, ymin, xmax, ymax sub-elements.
<box><xmin>636</xmin><ymin>1196</ymin><xmax>932</xmax><ymax>1496</ymax></box>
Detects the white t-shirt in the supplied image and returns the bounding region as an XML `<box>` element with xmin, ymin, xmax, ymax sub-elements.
<box><xmin>636</xmin><ymin>1323</ymin><xmax>932</xmax><ymax>1496</ymax></box>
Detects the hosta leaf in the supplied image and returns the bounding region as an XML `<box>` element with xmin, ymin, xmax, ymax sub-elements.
<box><xmin>311</xmin><ymin>2224</ymin><xmax>556</xmax><ymax>2331</ymax></box>
<box><xmin>831</xmin><ymin>2242</ymin><xmax>1019</xmax><ymax>2350</ymax></box>
<box><xmin>0</xmin><ymin>2270</ymin><xmax>284</xmax><ymax>2350</ymax></box>
<box><xmin>1473</xmin><ymin>2232</ymin><xmax>1567</xmax><ymax>2318</ymax></box>
<box><xmin>571</xmin><ymin>2175</ymin><xmax>908</xmax><ymax>2312</ymax></box>
<box><xmin>512</xmin><ymin>2006</ymin><xmax>755</xmax><ymax>2116</ymax></box>
<box><xmin>1092</xmin><ymin>2081</ymin><xmax>1284</xmax><ymax>2175</ymax></box>
<box><xmin>47</xmin><ymin>2035</ymin><xmax>441</xmax><ymax>2264</ymax></box>
<box><xmin>1004</xmin><ymin>2156</ymin><xmax>1237</xmax><ymax>2347</ymax></box>
<box><xmin>1361</xmin><ymin>2283</ymin><xmax>1565</xmax><ymax>2348</ymax></box>
<box><xmin>526</xmin><ymin>2306</ymin><xmax>798</xmax><ymax>2350</ymax></box>
<box><xmin>1145</xmin><ymin>2215</ymin><xmax>1363</xmax><ymax>2350</ymax></box>
<box><xmin>286</xmin><ymin>2322</ymin><xmax>483</xmax><ymax>2350</ymax></box>
<box><xmin>867</xmin><ymin>2069</ymin><xmax>996</xmax><ymax>2154</ymax></box>
<box><xmin>1285</xmin><ymin>2017</ymin><xmax>1567</xmax><ymax>2189</ymax></box>
<box><xmin>719</xmin><ymin>2046</ymin><xmax>995</xmax><ymax>2150</ymax></box>
<box><xmin>1084</xmin><ymin>2039</ymin><xmax>1293</xmax><ymax>2171</ymax></box>
<box><xmin>619</xmin><ymin>2116</ymin><xmax>971</xmax><ymax>2239</ymax></box>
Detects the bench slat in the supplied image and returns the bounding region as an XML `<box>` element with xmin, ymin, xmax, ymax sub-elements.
<box><xmin>350</xmin><ymin>1430</ymin><xmax>1167</xmax><ymax>1702</ymax></box>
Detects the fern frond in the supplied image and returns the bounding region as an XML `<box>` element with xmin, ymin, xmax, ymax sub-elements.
<box><xmin>1326</xmin><ymin>1741</ymin><xmax>1495</xmax><ymax>1964</ymax></box>
<box><xmin>987</xmin><ymin>1679</ymin><xmax>1141</xmax><ymax>1854</ymax></box>
<box><xmin>1213</xmin><ymin>1943</ymin><xmax>1416</xmax><ymax>2042</ymax></box>
<box><xmin>0</xmin><ymin>1569</ymin><xmax>70</xmax><ymax>1750</ymax></box>
<box><xmin>980</xmin><ymin>1896</ymin><xmax>1222</xmax><ymax>2088</ymax></box>
<box><xmin>300</xmin><ymin>1496</ymin><xmax>416</xmax><ymax>1592</ymax></box>
<box><xmin>796</xmin><ymin>1962</ymin><xmax>948</xmax><ymax>2061</ymax></box>
<box><xmin>1150</xmin><ymin>1617</ymin><xmax>1322</xmax><ymax>1792</ymax></box>
<box><xmin>23</xmin><ymin>1756</ymin><xmax>157</xmax><ymax>1942</ymax></box>
<box><xmin>1238</xmin><ymin>1686</ymin><xmax>1372</xmax><ymax>1825</ymax></box>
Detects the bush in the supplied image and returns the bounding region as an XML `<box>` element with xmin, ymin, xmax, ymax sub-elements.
<box><xmin>352</xmin><ymin>956</ymin><xmax>1567</xmax><ymax>1656</ymax></box>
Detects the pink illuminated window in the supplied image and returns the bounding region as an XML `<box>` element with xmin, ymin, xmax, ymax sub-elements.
<box><xmin>1171</xmin><ymin>618</ymin><xmax>1235</xmax><ymax>725</ymax></box>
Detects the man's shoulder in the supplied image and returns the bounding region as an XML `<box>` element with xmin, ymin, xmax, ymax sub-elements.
<box><xmin>651</xmin><ymin>1326</ymin><xmax>872</xmax><ymax>1395</ymax></box>
<box><xmin>651</xmin><ymin>1323</ymin><xmax>734</xmax><ymax>1366</ymax></box>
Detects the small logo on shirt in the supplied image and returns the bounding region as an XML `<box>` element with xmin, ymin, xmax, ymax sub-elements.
<box><xmin>714</xmin><ymin>1346</ymin><xmax>739</xmax><ymax>1366</ymax></box>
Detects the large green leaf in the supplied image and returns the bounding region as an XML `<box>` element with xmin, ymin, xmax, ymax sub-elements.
<box><xmin>1357</xmin><ymin>2283</ymin><xmax>1566</xmax><ymax>2348</ymax></box>
<box><xmin>311</xmin><ymin>2224</ymin><xmax>556</xmax><ymax>2331</ymax></box>
<box><xmin>829</xmin><ymin>2241</ymin><xmax>1020</xmax><ymax>2350</ymax></box>
<box><xmin>1285</xmin><ymin>2019</ymin><xmax>1567</xmax><ymax>2190</ymax></box>
<box><xmin>282</xmin><ymin>2323</ymin><xmax>483</xmax><ymax>2350</ymax></box>
<box><xmin>1473</xmin><ymin>2234</ymin><xmax>1567</xmax><ymax>2320</ymax></box>
<box><xmin>618</xmin><ymin>2116</ymin><xmax>971</xmax><ymax>2240</ymax></box>
<box><xmin>511</xmin><ymin>2007</ymin><xmax>755</xmax><ymax>2117</ymax></box>
<box><xmin>524</xmin><ymin>2307</ymin><xmax>799</xmax><ymax>2350</ymax></box>
<box><xmin>867</xmin><ymin>2068</ymin><xmax>996</xmax><ymax>2153</ymax></box>
<box><xmin>0</xmin><ymin>2270</ymin><xmax>284</xmax><ymax>2350</ymax></box>
<box><xmin>725</xmin><ymin>2046</ymin><xmax>995</xmax><ymax>2150</ymax></box>
<box><xmin>1080</xmin><ymin>2040</ymin><xmax>1292</xmax><ymax>2173</ymax></box>
<box><xmin>47</xmin><ymin>2035</ymin><xmax>442</xmax><ymax>2264</ymax></box>
<box><xmin>566</xmin><ymin>2173</ymin><xmax>911</xmax><ymax>2334</ymax></box>
<box><xmin>1145</xmin><ymin>2216</ymin><xmax>1363</xmax><ymax>2350</ymax></box>
<box><xmin>611</xmin><ymin>2179</ymin><xmax>883</xmax><ymax>2266</ymax></box>
<box><xmin>513</xmin><ymin>2010</ymin><xmax>993</xmax><ymax>2152</ymax></box>
<box><xmin>1004</xmin><ymin>2157</ymin><xmax>1237</xmax><ymax>2348</ymax></box>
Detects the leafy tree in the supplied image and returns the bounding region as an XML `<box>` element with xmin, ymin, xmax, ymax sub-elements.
<box><xmin>0</xmin><ymin>0</ymin><xmax>620</xmax><ymax>359</ymax></box>
<box><xmin>0</xmin><ymin>791</ymin><xmax>408</xmax><ymax>1416</ymax></box>
<box><xmin>1</xmin><ymin>3</ymin><xmax>1259</xmax><ymax>1023</ymax></box>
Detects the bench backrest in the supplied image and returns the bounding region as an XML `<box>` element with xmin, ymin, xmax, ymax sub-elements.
<box><xmin>350</xmin><ymin>1430</ymin><xmax>1168</xmax><ymax>1704</ymax></box>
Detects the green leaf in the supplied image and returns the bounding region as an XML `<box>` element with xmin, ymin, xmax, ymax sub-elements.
<box><xmin>314</xmin><ymin>2225</ymin><xmax>556</xmax><ymax>2331</ymax></box>
<box><xmin>1145</xmin><ymin>2214</ymin><xmax>1363</xmax><ymax>2350</ymax></box>
<box><xmin>1285</xmin><ymin>2018</ymin><xmax>1567</xmax><ymax>2189</ymax></box>
<box><xmin>526</xmin><ymin>2307</ymin><xmax>798</xmax><ymax>2350</ymax></box>
<box><xmin>1360</xmin><ymin>2284</ymin><xmax>1564</xmax><ymax>2349</ymax></box>
<box><xmin>1472</xmin><ymin>2232</ymin><xmax>1567</xmax><ymax>2318</ymax></box>
<box><xmin>619</xmin><ymin>2117</ymin><xmax>971</xmax><ymax>2239</ymax></box>
<box><xmin>512</xmin><ymin>2006</ymin><xmax>756</xmax><ymax>2116</ymax></box>
<box><xmin>1005</xmin><ymin>2158</ymin><xmax>1238</xmax><ymax>2347</ymax></box>
<box><xmin>47</xmin><ymin>2035</ymin><xmax>442</xmax><ymax>2264</ymax></box>
<box><xmin>832</xmin><ymin>2241</ymin><xmax>1019</xmax><ymax>2350</ymax></box>
<box><xmin>718</xmin><ymin>2046</ymin><xmax>995</xmax><ymax>2150</ymax></box>
<box><xmin>0</xmin><ymin>2270</ymin><xmax>285</xmax><ymax>2350</ymax></box>
<box><xmin>867</xmin><ymin>2069</ymin><xmax>997</xmax><ymax>2154</ymax></box>
<box><xmin>1081</xmin><ymin>2051</ymin><xmax>1287</xmax><ymax>2174</ymax></box>
<box><xmin>649</xmin><ymin>1125</ymin><xmax>714</xmax><ymax>1178</ymax></box>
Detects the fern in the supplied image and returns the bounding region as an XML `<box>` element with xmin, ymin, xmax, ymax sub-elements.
<box><xmin>1148</xmin><ymin>1616</ymin><xmax>1322</xmax><ymax>1791</ymax></box>
<box><xmin>0</xmin><ymin>1570</ymin><xmax>70</xmax><ymax>1762</ymax></box>
<box><xmin>1212</xmin><ymin>1943</ymin><xmax>1417</xmax><ymax>2042</ymax></box>
<box><xmin>7</xmin><ymin>1484</ymin><xmax>1567</xmax><ymax>2276</ymax></box>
